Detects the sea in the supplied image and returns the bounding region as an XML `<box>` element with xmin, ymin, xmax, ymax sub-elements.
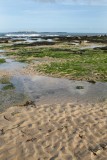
<box><xmin>0</xmin><ymin>32</ymin><xmax>107</xmax><ymax>38</ymax></box>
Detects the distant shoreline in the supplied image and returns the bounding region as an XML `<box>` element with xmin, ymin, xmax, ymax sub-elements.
<box><xmin>0</xmin><ymin>32</ymin><xmax>107</xmax><ymax>38</ymax></box>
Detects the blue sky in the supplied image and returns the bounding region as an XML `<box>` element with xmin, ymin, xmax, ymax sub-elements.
<box><xmin>0</xmin><ymin>0</ymin><xmax>107</xmax><ymax>33</ymax></box>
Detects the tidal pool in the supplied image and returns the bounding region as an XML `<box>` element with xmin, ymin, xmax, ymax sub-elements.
<box><xmin>0</xmin><ymin>74</ymin><xmax>107</xmax><ymax>111</ymax></box>
<box><xmin>80</xmin><ymin>44</ymin><xmax>105</xmax><ymax>49</ymax></box>
<box><xmin>0</xmin><ymin>50</ymin><xmax>107</xmax><ymax>111</ymax></box>
<box><xmin>0</xmin><ymin>50</ymin><xmax>5</xmax><ymax>53</ymax></box>
<box><xmin>0</xmin><ymin>55</ymin><xmax>26</xmax><ymax>72</ymax></box>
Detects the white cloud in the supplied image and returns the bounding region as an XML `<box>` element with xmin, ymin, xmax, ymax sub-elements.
<box><xmin>32</xmin><ymin>0</ymin><xmax>107</xmax><ymax>5</ymax></box>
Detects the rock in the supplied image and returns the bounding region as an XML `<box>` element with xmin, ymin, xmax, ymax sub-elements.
<box><xmin>13</xmin><ymin>41</ymin><xmax>55</xmax><ymax>47</ymax></box>
<box><xmin>88</xmin><ymin>80</ymin><xmax>96</xmax><ymax>84</ymax></box>
<box><xmin>24</xmin><ymin>101</ymin><xmax>35</xmax><ymax>106</ymax></box>
<box><xmin>76</xmin><ymin>86</ymin><xmax>84</xmax><ymax>89</ymax></box>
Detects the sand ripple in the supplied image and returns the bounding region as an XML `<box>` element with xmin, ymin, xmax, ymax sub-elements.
<box><xmin>0</xmin><ymin>102</ymin><xmax>107</xmax><ymax>160</ymax></box>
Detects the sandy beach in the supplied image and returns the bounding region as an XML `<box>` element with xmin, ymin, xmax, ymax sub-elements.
<box><xmin>0</xmin><ymin>102</ymin><xmax>107</xmax><ymax>160</ymax></box>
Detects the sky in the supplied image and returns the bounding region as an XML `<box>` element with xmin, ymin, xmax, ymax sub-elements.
<box><xmin>0</xmin><ymin>0</ymin><xmax>107</xmax><ymax>33</ymax></box>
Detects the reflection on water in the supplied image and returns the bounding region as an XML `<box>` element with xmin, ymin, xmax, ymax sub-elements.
<box><xmin>0</xmin><ymin>55</ymin><xmax>26</xmax><ymax>71</ymax></box>
<box><xmin>12</xmin><ymin>38</ymin><xmax>54</xmax><ymax>44</ymax></box>
<box><xmin>0</xmin><ymin>62</ymin><xmax>26</xmax><ymax>71</ymax></box>
<box><xmin>0</xmin><ymin>50</ymin><xmax>5</xmax><ymax>53</ymax></box>
<box><xmin>80</xmin><ymin>44</ymin><xmax>105</xmax><ymax>49</ymax></box>
<box><xmin>0</xmin><ymin>74</ymin><xmax>107</xmax><ymax>110</ymax></box>
<box><xmin>12</xmin><ymin>75</ymin><xmax>107</xmax><ymax>104</ymax></box>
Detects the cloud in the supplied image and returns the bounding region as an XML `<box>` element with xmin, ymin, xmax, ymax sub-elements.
<box><xmin>32</xmin><ymin>0</ymin><xmax>56</xmax><ymax>3</ymax></box>
<box><xmin>32</xmin><ymin>0</ymin><xmax>107</xmax><ymax>5</ymax></box>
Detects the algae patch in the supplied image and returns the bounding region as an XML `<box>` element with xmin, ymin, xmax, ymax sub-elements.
<box><xmin>0</xmin><ymin>77</ymin><xmax>11</xmax><ymax>84</ymax></box>
<box><xmin>0</xmin><ymin>77</ymin><xmax>15</xmax><ymax>90</ymax></box>
<box><xmin>2</xmin><ymin>83</ymin><xmax>15</xmax><ymax>90</ymax></box>
<box><xmin>0</xmin><ymin>58</ymin><xmax>6</xmax><ymax>64</ymax></box>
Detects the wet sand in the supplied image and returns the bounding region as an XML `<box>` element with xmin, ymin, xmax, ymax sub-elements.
<box><xmin>0</xmin><ymin>102</ymin><xmax>107</xmax><ymax>160</ymax></box>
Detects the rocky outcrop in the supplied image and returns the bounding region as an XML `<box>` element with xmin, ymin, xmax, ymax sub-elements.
<box><xmin>0</xmin><ymin>38</ymin><xmax>10</xmax><ymax>43</ymax></box>
<box><xmin>13</xmin><ymin>41</ymin><xmax>55</xmax><ymax>47</ymax></box>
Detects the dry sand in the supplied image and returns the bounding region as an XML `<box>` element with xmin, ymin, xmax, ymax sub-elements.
<box><xmin>0</xmin><ymin>102</ymin><xmax>107</xmax><ymax>160</ymax></box>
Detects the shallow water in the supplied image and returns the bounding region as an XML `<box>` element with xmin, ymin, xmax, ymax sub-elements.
<box><xmin>0</xmin><ymin>61</ymin><xmax>26</xmax><ymax>71</ymax></box>
<box><xmin>26</xmin><ymin>38</ymin><xmax>53</xmax><ymax>43</ymax></box>
<box><xmin>12</xmin><ymin>37</ymin><xmax>53</xmax><ymax>44</ymax></box>
<box><xmin>0</xmin><ymin>50</ymin><xmax>5</xmax><ymax>53</ymax></box>
<box><xmin>0</xmin><ymin>55</ymin><xmax>26</xmax><ymax>71</ymax></box>
<box><xmin>0</xmin><ymin>74</ymin><xmax>107</xmax><ymax>110</ymax></box>
<box><xmin>11</xmin><ymin>75</ymin><xmax>107</xmax><ymax>103</ymax></box>
<box><xmin>80</xmin><ymin>44</ymin><xmax>105</xmax><ymax>49</ymax></box>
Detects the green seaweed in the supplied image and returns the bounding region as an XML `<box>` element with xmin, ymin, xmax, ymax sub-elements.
<box><xmin>2</xmin><ymin>83</ymin><xmax>15</xmax><ymax>90</ymax></box>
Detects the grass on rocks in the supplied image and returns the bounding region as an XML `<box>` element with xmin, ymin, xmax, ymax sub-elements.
<box><xmin>37</xmin><ymin>49</ymin><xmax>107</xmax><ymax>81</ymax></box>
<box><xmin>0</xmin><ymin>77</ymin><xmax>15</xmax><ymax>90</ymax></box>
<box><xmin>0</xmin><ymin>77</ymin><xmax>11</xmax><ymax>84</ymax></box>
<box><xmin>0</xmin><ymin>58</ymin><xmax>6</xmax><ymax>64</ymax></box>
<box><xmin>3</xmin><ymin>45</ymin><xmax>107</xmax><ymax>81</ymax></box>
<box><xmin>2</xmin><ymin>83</ymin><xmax>15</xmax><ymax>90</ymax></box>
